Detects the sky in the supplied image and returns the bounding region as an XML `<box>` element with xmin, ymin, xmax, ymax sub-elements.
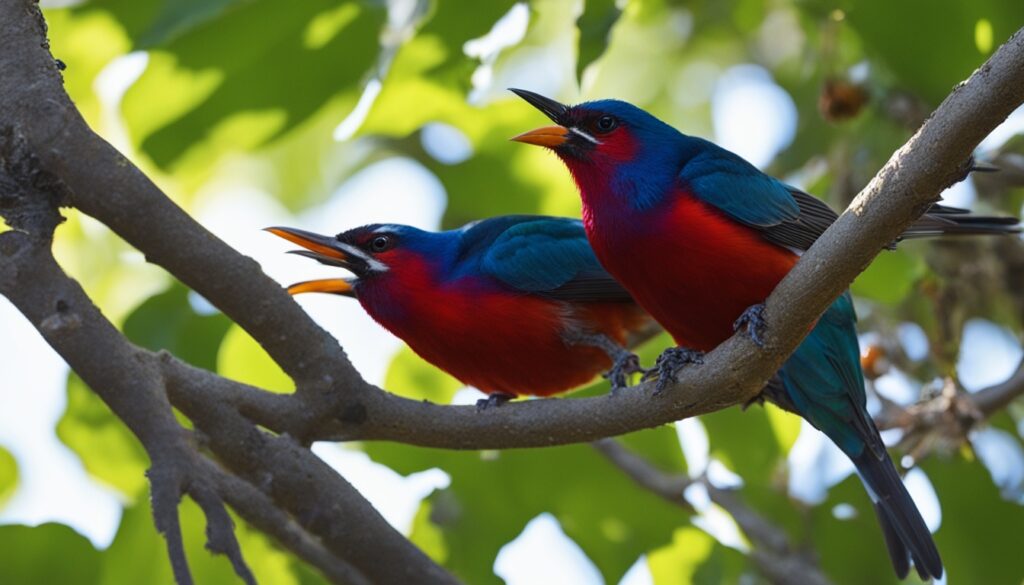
<box><xmin>2</xmin><ymin>2</ymin><xmax>1024</xmax><ymax>584</ymax></box>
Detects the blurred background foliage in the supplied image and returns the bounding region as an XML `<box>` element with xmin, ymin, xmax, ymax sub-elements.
<box><xmin>2</xmin><ymin>0</ymin><xmax>1023</xmax><ymax>584</ymax></box>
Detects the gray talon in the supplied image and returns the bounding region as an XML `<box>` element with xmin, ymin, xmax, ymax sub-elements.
<box><xmin>645</xmin><ymin>347</ymin><xmax>705</xmax><ymax>395</ymax></box>
<box><xmin>734</xmin><ymin>303</ymin><xmax>767</xmax><ymax>348</ymax></box>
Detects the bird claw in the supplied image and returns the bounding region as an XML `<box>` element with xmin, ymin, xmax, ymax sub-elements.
<box><xmin>734</xmin><ymin>303</ymin><xmax>767</xmax><ymax>348</ymax></box>
<box><xmin>643</xmin><ymin>347</ymin><xmax>705</xmax><ymax>395</ymax></box>
<box><xmin>604</xmin><ymin>352</ymin><xmax>643</xmax><ymax>395</ymax></box>
<box><xmin>476</xmin><ymin>392</ymin><xmax>515</xmax><ymax>412</ymax></box>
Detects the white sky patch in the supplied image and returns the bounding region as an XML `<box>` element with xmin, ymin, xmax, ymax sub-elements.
<box><xmin>787</xmin><ymin>420</ymin><xmax>855</xmax><ymax>504</ymax></box>
<box><xmin>832</xmin><ymin>502</ymin><xmax>858</xmax><ymax>520</ymax></box>
<box><xmin>333</xmin><ymin>78</ymin><xmax>383</xmax><ymax>141</ymax></box>
<box><xmin>873</xmin><ymin>368</ymin><xmax>920</xmax><ymax>406</ymax></box>
<box><xmin>675</xmin><ymin>417</ymin><xmax>709</xmax><ymax>478</ymax></box>
<box><xmin>897</xmin><ymin>322</ymin><xmax>929</xmax><ymax>362</ymax></box>
<box><xmin>421</xmin><ymin>122</ymin><xmax>474</xmax><ymax>165</ymax></box>
<box><xmin>683</xmin><ymin>483</ymin><xmax>749</xmax><ymax>552</ymax></box>
<box><xmin>978</xmin><ymin>104</ymin><xmax>1024</xmax><ymax>152</ymax></box>
<box><xmin>464</xmin><ymin>3</ymin><xmax>530</xmax><ymax>105</ymax></box>
<box><xmin>92</xmin><ymin>51</ymin><xmax>149</xmax><ymax>160</ymax></box>
<box><xmin>711</xmin><ymin>64</ymin><xmax>797</xmax><ymax>169</ymax></box>
<box><xmin>970</xmin><ymin>427</ymin><xmax>1024</xmax><ymax>503</ymax></box>
<box><xmin>451</xmin><ymin>387</ymin><xmax>488</xmax><ymax>405</ymax></box>
<box><xmin>0</xmin><ymin>299</ymin><xmax>122</xmax><ymax>548</ymax></box>
<box><xmin>618</xmin><ymin>555</ymin><xmax>654</xmax><ymax>585</ymax></box>
<box><xmin>495</xmin><ymin>513</ymin><xmax>603</xmax><ymax>585</ymax></box>
<box><xmin>903</xmin><ymin>467</ymin><xmax>941</xmax><ymax>533</ymax></box>
<box><xmin>310</xmin><ymin>443</ymin><xmax>450</xmax><ymax>533</ymax></box>
<box><xmin>706</xmin><ymin>459</ymin><xmax>744</xmax><ymax>489</ymax></box>
<box><xmin>956</xmin><ymin>319</ymin><xmax>1023</xmax><ymax>392</ymax></box>
<box><xmin>938</xmin><ymin>176</ymin><xmax>977</xmax><ymax>209</ymax></box>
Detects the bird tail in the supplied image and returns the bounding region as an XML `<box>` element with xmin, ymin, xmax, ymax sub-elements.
<box><xmin>900</xmin><ymin>204</ymin><xmax>1021</xmax><ymax>240</ymax></box>
<box><xmin>853</xmin><ymin>449</ymin><xmax>943</xmax><ymax>580</ymax></box>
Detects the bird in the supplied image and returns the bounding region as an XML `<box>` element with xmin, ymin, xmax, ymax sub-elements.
<box><xmin>510</xmin><ymin>88</ymin><xmax>1019</xmax><ymax>579</ymax></box>
<box><xmin>266</xmin><ymin>215</ymin><xmax>656</xmax><ymax>409</ymax></box>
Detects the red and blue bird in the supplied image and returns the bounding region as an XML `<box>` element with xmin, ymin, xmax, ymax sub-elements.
<box><xmin>511</xmin><ymin>88</ymin><xmax>1018</xmax><ymax>579</ymax></box>
<box><xmin>267</xmin><ymin>216</ymin><xmax>654</xmax><ymax>408</ymax></box>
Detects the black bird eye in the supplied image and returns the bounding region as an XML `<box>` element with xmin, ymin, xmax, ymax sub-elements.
<box><xmin>370</xmin><ymin>235</ymin><xmax>391</xmax><ymax>252</ymax></box>
<box><xmin>595</xmin><ymin>115</ymin><xmax>618</xmax><ymax>133</ymax></box>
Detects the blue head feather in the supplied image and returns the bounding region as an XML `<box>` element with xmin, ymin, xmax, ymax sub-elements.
<box><xmin>569</xmin><ymin>99</ymin><xmax>799</xmax><ymax>225</ymax></box>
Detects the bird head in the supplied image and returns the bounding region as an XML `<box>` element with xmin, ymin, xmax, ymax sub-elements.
<box><xmin>265</xmin><ymin>223</ymin><xmax>436</xmax><ymax>297</ymax></box>
<box><xmin>510</xmin><ymin>89</ymin><xmax>687</xmax><ymax>208</ymax></box>
<box><xmin>510</xmin><ymin>88</ymin><xmax>682</xmax><ymax>164</ymax></box>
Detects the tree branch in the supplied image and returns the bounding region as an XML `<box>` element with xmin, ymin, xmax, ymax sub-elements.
<box><xmin>593</xmin><ymin>440</ymin><xmax>832</xmax><ymax>585</ymax></box>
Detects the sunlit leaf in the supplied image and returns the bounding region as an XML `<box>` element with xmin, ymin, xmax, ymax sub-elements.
<box><xmin>0</xmin><ymin>446</ymin><xmax>18</xmax><ymax>507</ymax></box>
<box><xmin>57</xmin><ymin>373</ymin><xmax>150</xmax><ymax>497</ymax></box>
<box><xmin>123</xmin><ymin>283</ymin><xmax>232</xmax><ymax>371</ymax></box>
<box><xmin>852</xmin><ymin>248</ymin><xmax>927</xmax><ymax>305</ymax></box>
<box><xmin>384</xmin><ymin>345</ymin><xmax>462</xmax><ymax>404</ymax></box>
<box><xmin>217</xmin><ymin>325</ymin><xmax>294</xmax><ymax>393</ymax></box>
<box><xmin>121</xmin><ymin>0</ymin><xmax>385</xmax><ymax>181</ymax></box>
<box><xmin>0</xmin><ymin>523</ymin><xmax>101</xmax><ymax>585</ymax></box>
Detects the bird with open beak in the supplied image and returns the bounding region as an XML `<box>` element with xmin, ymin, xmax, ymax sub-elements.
<box><xmin>267</xmin><ymin>215</ymin><xmax>657</xmax><ymax>408</ymax></box>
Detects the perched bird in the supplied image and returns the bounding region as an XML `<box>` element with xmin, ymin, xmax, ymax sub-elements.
<box><xmin>267</xmin><ymin>215</ymin><xmax>655</xmax><ymax>408</ymax></box>
<box><xmin>512</xmin><ymin>88</ymin><xmax>1019</xmax><ymax>579</ymax></box>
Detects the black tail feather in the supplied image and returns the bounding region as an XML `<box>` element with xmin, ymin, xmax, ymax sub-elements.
<box><xmin>900</xmin><ymin>204</ymin><xmax>1021</xmax><ymax>241</ymax></box>
<box><xmin>854</xmin><ymin>451</ymin><xmax>943</xmax><ymax>580</ymax></box>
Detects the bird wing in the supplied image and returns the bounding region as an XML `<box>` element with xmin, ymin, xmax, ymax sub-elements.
<box><xmin>678</xmin><ymin>142</ymin><xmax>838</xmax><ymax>252</ymax></box>
<box><xmin>479</xmin><ymin>217</ymin><xmax>634</xmax><ymax>302</ymax></box>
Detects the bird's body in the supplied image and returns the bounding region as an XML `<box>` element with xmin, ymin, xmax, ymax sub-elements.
<box><xmin>580</xmin><ymin>186</ymin><xmax>798</xmax><ymax>350</ymax></box>
<box><xmin>512</xmin><ymin>90</ymin><xmax>1016</xmax><ymax>579</ymax></box>
<box><xmin>269</xmin><ymin>215</ymin><xmax>650</xmax><ymax>397</ymax></box>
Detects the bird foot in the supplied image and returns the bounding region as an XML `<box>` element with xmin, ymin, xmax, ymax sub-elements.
<box><xmin>604</xmin><ymin>352</ymin><xmax>643</xmax><ymax>395</ymax></box>
<box><xmin>642</xmin><ymin>347</ymin><xmax>705</xmax><ymax>395</ymax></box>
<box><xmin>476</xmin><ymin>392</ymin><xmax>515</xmax><ymax>411</ymax></box>
<box><xmin>734</xmin><ymin>303</ymin><xmax>767</xmax><ymax>348</ymax></box>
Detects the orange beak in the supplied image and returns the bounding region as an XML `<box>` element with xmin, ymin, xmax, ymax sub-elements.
<box><xmin>510</xmin><ymin>125</ymin><xmax>570</xmax><ymax>148</ymax></box>
<box><xmin>285</xmin><ymin>278</ymin><xmax>354</xmax><ymax>297</ymax></box>
<box><xmin>265</xmin><ymin>226</ymin><xmax>359</xmax><ymax>297</ymax></box>
<box><xmin>265</xmin><ymin>227</ymin><xmax>348</xmax><ymax>261</ymax></box>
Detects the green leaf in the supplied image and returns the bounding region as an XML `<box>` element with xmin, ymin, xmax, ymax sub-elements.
<box><xmin>576</xmin><ymin>0</ymin><xmax>621</xmax><ymax>80</ymax></box>
<box><xmin>0</xmin><ymin>446</ymin><xmax>16</xmax><ymax>506</ymax></box>
<box><xmin>217</xmin><ymin>325</ymin><xmax>294</xmax><ymax>393</ymax></box>
<box><xmin>99</xmin><ymin>500</ymin><xmax>302</xmax><ymax>585</ymax></box>
<box><xmin>852</xmin><ymin>248</ymin><xmax>926</xmax><ymax>305</ymax></box>
<box><xmin>123</xmin><ymin>283</ymin><xmax>232</xmax><ymax>371</ymax></box>
<box><xmin>647</xmin><ymin>525</ymin><xmax>748</xmax><ymax>585</ymax></box>
<box><xmin>842</xmin><ymin>0</ymin><xmax>1023</xmax><ymax>104</ymax></box>
<box><xmin>364</xmin><ymin>427</ymin><xmax>690</xmax><ymax>585</ymax></box>
<box><xmin>121</xmin><ymin>0</ymin><xmax>386</xmax><ymax>176</ymax></box>
<box><xmin>384</xmin><ymin>345</ymin><xmax>463</xmax><ymax>404</ymax></box>
<box><xmin>0</xmin><ymin>523</ymin><xmax>101</xmax><ymax>585</ymax></box>
<box><xmin>57</xmin><ymin>373</ymin><xmax>150</xmax><ymax>497</ymax></box>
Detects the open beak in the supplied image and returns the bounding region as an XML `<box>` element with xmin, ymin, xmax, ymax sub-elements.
<box><xmin>509</xmin><ymin>88</ymin><xmax>571</xmax><ymax>148</ymax></box>
<box><xmin>265</xmin><ymin>226</ymin><xmax>360</xmax><ymax>296</ymax></box>
<box><xmin>285</xmin><ymin>278</ymin><xmax>354</xmax><ymax>297</ymax></box>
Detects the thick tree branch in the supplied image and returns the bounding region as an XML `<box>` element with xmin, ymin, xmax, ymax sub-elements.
<box><xmin>593</xmin><ymin>440</ymin><xmax>832</xmax><ymax>585</ymax></box>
